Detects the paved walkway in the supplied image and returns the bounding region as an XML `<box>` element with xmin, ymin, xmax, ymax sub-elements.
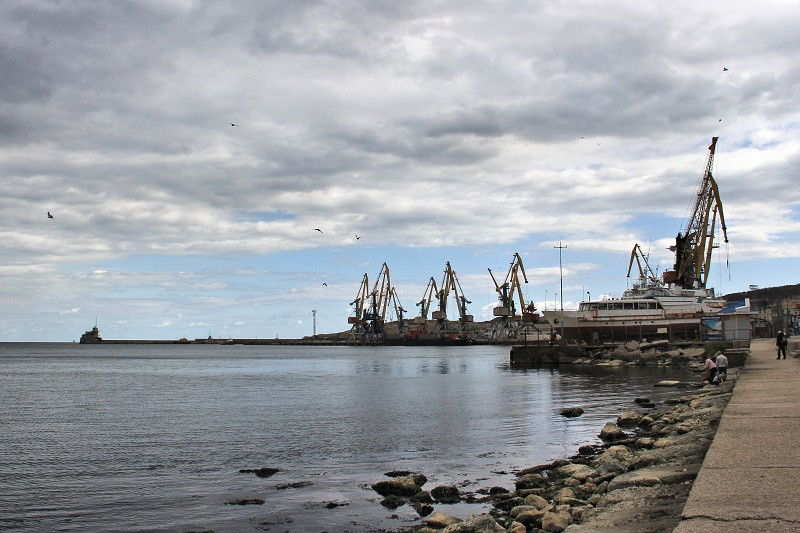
<box><xmin>675</xmin><ymin>337</ymin><xmax>800</xmax><ymax>532</ymax></box>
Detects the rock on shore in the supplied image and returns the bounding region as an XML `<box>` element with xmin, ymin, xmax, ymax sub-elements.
<box><xmin>388</xmin><ymin>364</ymin><xmax>736</xmax><ymax>532</ymax></box>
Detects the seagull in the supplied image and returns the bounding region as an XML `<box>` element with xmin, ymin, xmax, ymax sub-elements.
<box><xmin>229</xmin><ymin>122</ymin><xmax>239</xmax><ymax>127</ymax></box>
<box><xmin>314</xmin><ymin>228</ymin><xmax>323</xmax><ymax>233</ymax></box>
<box><xmin>355</xmin><ymin>234</ymin><xmax>362</xmax><ymax>240</ymax></box>
<box><xmin>723</xmin><ymin>67</ymin><xmax>728</xmax><ymax>71</ymax></box>
<box><xmin>580</xmin><ymin>136</ymin><xmax>586</xmax><ymax>139</ymax></box>
<box><xmin>47</xmin><ymin>211</ymin><xmax>54</xmax><ymax>219</ymax></box>
<box><xmin>323</xmin><ymin>283</ymin><xmax>328</xmax><ymax>286</ymax></box>
<box><xmin>719</xmin><ymin>118</ymin><xmax>722</xmax><ymax>122</ymax></box>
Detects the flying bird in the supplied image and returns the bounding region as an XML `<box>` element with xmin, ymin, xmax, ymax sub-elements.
<box><xmin>229</xmin><ymin>122</ymin><xmax>239</xmax><ymax>127</ymax></box>
<box><xmin>355</xmin><ymin>234</ymin><xmax>362</xmax><ymax>240</ymax></box>
<box><xmin>47</xmin><ymin>211</ymin><xmax>53</xmax><ymax>219</ymax></box>
<box><xmin>323</xmin><ymin>283</ymin><xmax>328</xmax><ymax>286</ymax></box>
<box><xmin>314</xmin><ymin>228</ymin><xmax>323</xmax><ymax>233</ymax></box>
<box><xmin>723</xmin><ymin>67</ymin><xmax>728</xmax><ymax>71</ymax></box>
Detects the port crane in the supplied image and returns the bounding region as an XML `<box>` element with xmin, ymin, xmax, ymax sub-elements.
<box><xmin>663</xmin><ymin>137</ymin><xmax>728</xmax><ymax>290</ymax></box>
<box><xmin>626</xmin><ymin>243</ymin><xmax>660</xmax><ymax>290</ymax></box>
<box><xmin>361</xmin><ymin>262</ymin><xmax>392</xmax><ymax>343</ymax></box>
<box><xmin>387</xmin><ymin>287</ymin><xmax>408</xmax><ymax>334</ymax></box>
<box><xmin>348</xmin><ymin>273</ymin><xmax>370</xmax><ymax>342</ymax></box>
<box><xmin>432</xmin><ymin>262</ymin><xmax>473</xmax><ymax>335</ymax></box>
<box><xmin>488</xmin><ymin>252</ymin><xmax>538</xmax><ymax>340</ymax></box>
<box><xmin>410</xmin><ymin>276</ymin><xmax>439</xmax><ymax>337</ymax></box>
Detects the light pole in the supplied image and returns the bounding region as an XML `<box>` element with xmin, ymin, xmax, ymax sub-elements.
<box><xmin>554</xmin><ymin>240</ymin><xmax>567</xmax><ymax>340</ymax></box>
<box><xmin>587</xmin><ymin>291</ymin><xmax>591</xmax><ymax>303</ymax></box>
<box><xmin>312</xmin><ymin>309</ymin><xmax>317</xmax><ymax>337</ymax></box>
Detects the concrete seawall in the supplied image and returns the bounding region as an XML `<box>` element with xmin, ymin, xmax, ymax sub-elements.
<box><xmin>675</xmin><ymin>338</ymin><xmax>800</xmax><ymax>532</ymax></box>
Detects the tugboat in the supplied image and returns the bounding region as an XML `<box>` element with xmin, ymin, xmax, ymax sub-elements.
<box><xmin>79</xmin><ymin>323</ymin><xmax>102</xmax><ymax>344</ymax></box>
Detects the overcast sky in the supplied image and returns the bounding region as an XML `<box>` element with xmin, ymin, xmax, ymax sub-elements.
<box><xmin>2</xmin><ymin>0</ymin><xmax>799</xmax><ymax>341</ymax></box>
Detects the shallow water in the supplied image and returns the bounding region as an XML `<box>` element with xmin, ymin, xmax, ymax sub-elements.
<box><xmin>0</xmin><ymin>343</ymin><xmax>697</xmax><ymax>532</ymax></box>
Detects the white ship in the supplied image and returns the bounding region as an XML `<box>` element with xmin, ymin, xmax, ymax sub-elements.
<box><xmin>543</xmin><ymin>137</ymin><xmax>729</xmax><ymax>344</ymax></box>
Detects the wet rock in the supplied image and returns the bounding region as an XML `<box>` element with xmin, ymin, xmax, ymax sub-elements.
<box><xmin>411</xmin><ymin>502</ymin><xmax>434</xmax><ymax>517</ymax></box>
<box><xmin>488</xmin><ymin>486</ymin><xmax>509</xmax><ymax>495</ymax></box>
<box><xmin>431</xmin><ymin>484</ymin><xmax>461</xmax><ymax>503</ymax></box>
<box><xmin>372</xmin><ymin>475</ymin><xmax>423</xmax><ymax>497</ymax></box>
<box><xmin>560</xmin><ymin>406</ymin><xmax>584</xmax><ymax>417</ymax></box>
<box><xmin>380</xmin><ymin>494</ymin><xmax>406</xmax><ymax>509</ymax></box>
<box><xmin>410</xmin><ymin>490</ymin><xmax>433</xmax><ymax>504</ymax></box>
<box><xmin>324</xmin><ymin>500</ymin><xmax>348</xmax><ymax>509</ymax></box>
<box><xmin>616</xmin><ymin>410</ymin><xmax>642</xmax><ymax>428</ymax></box>
<box><xmin>655</xmin><ymin>380</ymin><xmax>681</xmax><ymax>387</ymax></box>
<box><xmin>426</xmin><ymin>511</ymin><xmax>462</xmax><ymax>528</ymax></box>
<box><xmin>634</xmin><ymin>397</ymin><xmax>651</xmax><ymax>405</ymax></box>
<box><xmin>276</xmin><ymin>481</ymin><xmax>312</xmax><ymax>490</ymax></box>
<box><xmin>239</xmin><ymin>467</ymin><xmax>279</xmax><ymax>478</ymax></box>
<box><xmin>515</xmin><ymin>472</ymin><xmax>546</xmax><ymax>490</ymax></box>
<box><xmin>598</xmin><ymin>422</ymin><xmax>626</xmax><ymax>442</ymax></box>
<box><xmin>225</xmin><ymin>498</ymin><xmax>264</xmax><ymax>505</ymax></box>
<box><xmin>441</xmin><ymin>514</ymin><xmax>505</xmax><ymax>532</ymax></box>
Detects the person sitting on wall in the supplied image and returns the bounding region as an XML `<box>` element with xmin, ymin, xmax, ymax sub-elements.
<box><xmin>704</xmin><ymin>356</ymin><xmax>718</xmax><ymax>384</ymax></box>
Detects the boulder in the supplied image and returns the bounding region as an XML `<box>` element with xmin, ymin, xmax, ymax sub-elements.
<box><xmin>616</xmin><ymin>411</ymin><xmax>642</xmax><ymax>428</ymax></box>
<box><xmin>523</xmin><ymin>493</ymin><xmax>550</xmax><ymax>509</ymax></box>
<box><xmin>380</xmin><ymin>495</ymin><xmax>405</xmax><ymax>509</ymax></box>
<box><xmin>516</xmin><ymin>472</ymin><xmax>546</xmax><ymax>490</ymax></box>
<box><xmin>560</xmin><ymin>406</ymin><xmax>584</xmax><ymax>417</ymax></box>
<box><xmin>624</xmin><ymin>340</ymin><xmax>640</xmax><ymax>351</ymax></box>
<box><xmin>372</xmin><ymin>475</ymin><xmax>423</xmax><ymax>497</ymax></box>
<box><xmin>541</xmin><ymin>510</ymin><xmax>572</xmax><ymax>532</ymax></box>
<box><xmin>555</xmin><ymin>463</ymin><xmax>596</xmax><ymax>482</ymax></box>
<box><xmin>431</xmin><ymin>484</ymin><xmax>461</xmax><ymax>503</ymax></box>
<box><xmin>594</xmin><ymin>445</ymin><xmax>634</xmax><ymax>475</ymax></box>
<box><xmin>655</xmin><ymin>380</ymin><xmax>681</xmax><ymax>387</ymax></box>
<box><xmin>426</xmin><ymin>512</ymin><xmax>461</xmax><ymax>528</ymax></box>
<box><xmin>598</xmin><ymin>422</ymin><xmax>626</xmax><ymax>442</ymax></box>
<box><xmin>441</xmin><ymin>514</ymin><xmax>505</xmax><ymax>532</ymax></box>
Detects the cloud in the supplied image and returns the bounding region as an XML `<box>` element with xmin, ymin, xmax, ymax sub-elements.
<box><xmin>1</xmin><ymin>1</ymin><xmax>799</xmax><ymax>340</ymax></box>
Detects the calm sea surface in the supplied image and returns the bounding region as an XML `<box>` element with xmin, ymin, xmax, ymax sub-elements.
<box><xmin>0</xmin><ymin>343</ymin><xmax>697</xmax><ymax>532</ymax></box>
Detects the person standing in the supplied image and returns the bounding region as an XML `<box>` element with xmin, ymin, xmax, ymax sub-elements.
<box><xmin>777</xmin><ymin>330</ymin><xmax>787</xmax><ymax>359</ymax></box>
<box><xmin>715</xmin><ymin>351</ymin><xmax>728</xmax><ymax>382</ymax></box>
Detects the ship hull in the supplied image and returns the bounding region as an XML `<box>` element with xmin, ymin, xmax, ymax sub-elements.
<box><xmin>542</xmin><ymin>310</ymin><xmax>703</xmax><ymax>344</ymax></box>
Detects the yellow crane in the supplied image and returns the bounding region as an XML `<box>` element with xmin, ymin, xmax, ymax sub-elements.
<box><xmin>414</xmin><ymin>276</ymin><xmax>439</xmax><ymax>326</ymax></box>
<box><xmin>432</xmin><ymin>261</ymin><xmax>473</xmax><ymax>334</ymax></box>
<box><xmin>348</xmin><ymin>273</ymin><xmax>370</xmax><ymax>342</ymax></box>
<box><xmin>488</xmin><ymin>253</ymin><xmax>538</xmax><ymax>339</ymax></box>
<box><xmin>663</xmin><ymin>137</ymin><xmax>729</xmax><ymax>289</ymax></box>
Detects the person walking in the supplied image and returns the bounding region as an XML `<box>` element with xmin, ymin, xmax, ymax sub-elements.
<box><xmin>715</xmin><ymin>351</ymin><xmax>728</xmax><ymax>382</ymax></box>
<box><xmin>777</xmin><ymin>330</ymin><xmax>788</xmax><ymax>359</ymax></box>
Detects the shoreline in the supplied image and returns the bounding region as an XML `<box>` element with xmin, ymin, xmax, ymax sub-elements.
<box><xmin>383</xmin><ymin>346</ymin><xmax>738</xmax><ymax>532</ymax></box>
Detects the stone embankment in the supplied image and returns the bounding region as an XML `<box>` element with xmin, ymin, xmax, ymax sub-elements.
<box><xmin>373</xmin><ymin>343</ymin><xmax>738</xmax><ymax>532</ymax></box>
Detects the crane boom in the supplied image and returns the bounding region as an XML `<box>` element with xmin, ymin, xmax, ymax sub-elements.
<box><xmin>664</xmin><ymin>137</ymin><xmax>729</xmax><ymax>289</ymax></box>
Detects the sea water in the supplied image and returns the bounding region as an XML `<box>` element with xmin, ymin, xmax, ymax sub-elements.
<box><xmin>0</xmin><ymin>343</ymin><xmax>697</xmax><ymax>532</ymax></box>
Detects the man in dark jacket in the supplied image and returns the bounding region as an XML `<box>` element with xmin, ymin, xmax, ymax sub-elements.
<box><xmin>777</xmin><ymin>330</ymin><xmax>787</xmax><ymax>359</ymax></box>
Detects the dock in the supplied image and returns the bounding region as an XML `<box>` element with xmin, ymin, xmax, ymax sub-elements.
<box><xmin>675</xmin><ymin>337</ymin><xmax>800</xmax><ymax>531</ymax></box>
